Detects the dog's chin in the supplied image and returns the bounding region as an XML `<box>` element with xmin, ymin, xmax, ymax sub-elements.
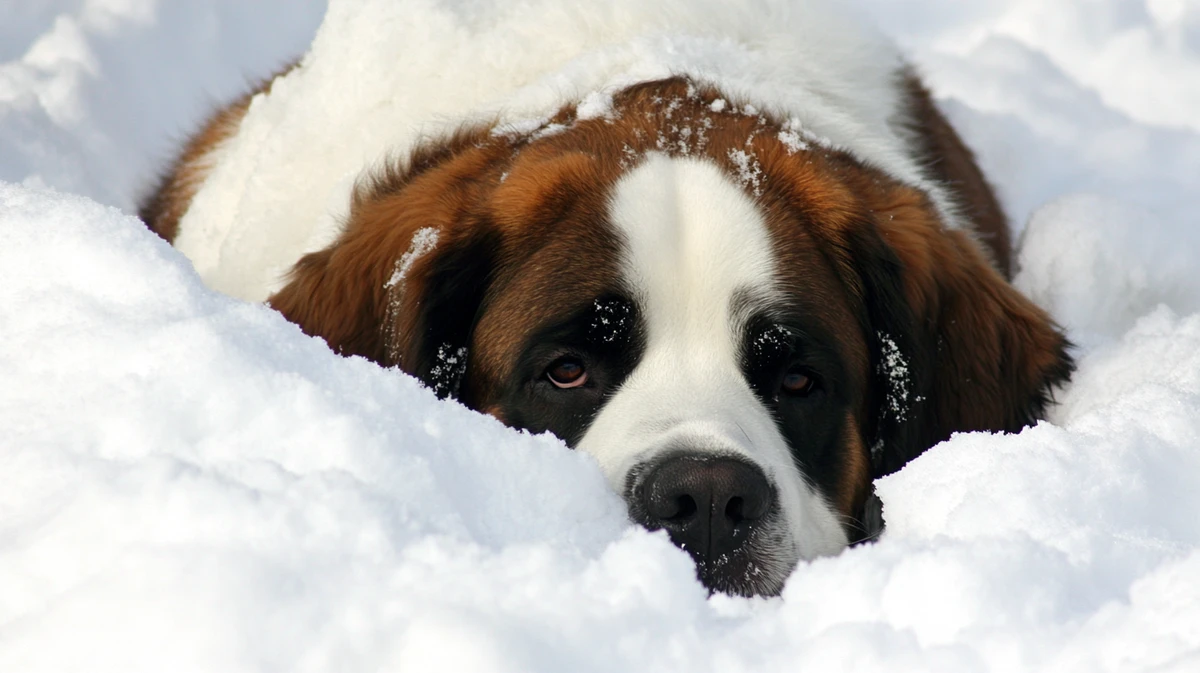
<box><xmin>696</xmin><ymin>548</ymin><xmax>794</xmax><ymax>598</ymax></box>
<box><xmin>665</xmin><ymin>514</ymin><xmax>797</xmax><ymax>598</ymax></box>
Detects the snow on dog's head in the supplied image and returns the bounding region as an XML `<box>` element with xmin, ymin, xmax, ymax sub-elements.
<box><xmin>242</xmin><ymin>79</ymin><xmax>1073</xmax><ymax>595</ymax></box>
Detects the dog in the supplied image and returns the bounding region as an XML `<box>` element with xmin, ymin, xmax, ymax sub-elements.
<box><xmin>139</xmin><ymin>0</ymin><xmax>1073</xmax><ymax>596</ymax></box>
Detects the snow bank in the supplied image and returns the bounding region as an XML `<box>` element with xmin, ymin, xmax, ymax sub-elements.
<box><xmin>0</xmin><ymin>0</ymin><xmax>325</xmax><ymax>210</ymax></box>
<box><xmin>0</xmin><ymin>182</ymin><xmax>633</xmax><ymax>670</ymax></box>
<box><xmin>3</xmin><ymin>0</ymin><xmax>1200</xmax><ymax>671</ymax></box>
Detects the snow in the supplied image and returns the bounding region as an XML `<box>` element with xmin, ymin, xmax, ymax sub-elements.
<box><xmin>2</xmin><ymin>1</ymin><xmax>1199</xmax><ymax>671</ymax></box>
<box><xmin>727</xmin><ymin>148</ymin><xmax>766</xmax><ymax>196</ymax></box>
<box><xmin>385</xmin><ymin>227</ymin><xmax>439</xmax><ymax>290</ymax></box>
<box><xmin>876</xmin><ymin>332</ymin><xmax>916</xmax><ymax>423</ymax></box>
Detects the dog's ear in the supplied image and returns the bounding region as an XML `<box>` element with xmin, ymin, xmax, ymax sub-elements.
<box><xmin>840</xmin><ymin>189</ymin><xmax>1074</xmax><ymax>478</ymax></box>
<box><xmin>380</xmin><ymin>222</ymin><xmax>499</xmax><ymax>399</ymax></box>
<box><xmin>268</xmin><ymin>128</ymin><xmax>505</xmax><ymax>399</ymax></box>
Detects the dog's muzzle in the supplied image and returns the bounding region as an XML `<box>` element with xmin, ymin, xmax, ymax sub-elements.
<box><xmin>627</xmin><ymin>453</ymin><xmax>780</xmax><ymax>596</ymax></box>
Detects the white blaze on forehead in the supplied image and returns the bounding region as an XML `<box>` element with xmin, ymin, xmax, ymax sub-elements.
<box><xmin>578</xmin><ymin>153</ymin><xmax>846</xmax><ymax>565</ymax></box>
<box><xmin>610</xmin><ymin>153</ymin><xmax>776</xmax><ymax>343</ymax></box>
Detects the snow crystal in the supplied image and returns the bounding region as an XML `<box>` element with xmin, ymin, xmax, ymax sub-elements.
<box><xmin>531</xmin><ymin>122</ymin><xmax>569</xmax><ymax>140</ymax></box>
<box><xmin>492</xmin><ymin>117</ymin><xmax>551</xmax><ymax>139</ymax></box>
<box><xmin>710</xmin><ymin>98</ymin><xmax>727</xmax><ymax>113</ymax></box>
<box><xmin>619</xmin><ymin>143</ymin><xmax>639</xmax><ymax>168</ymax></box>
<box><xmin>663</xmin><ymin>97</ymin><xmax>683</xmax><ymax>120</ymax></box>
<box><xmin>777</xmin><ymin>129</ymin><xmax>810</xmax><ymax>154</ymax></box>
<box><xmin>779</xmin><ymin>118</ymin><xmax>832</xmax><ymax>153</ymax></box>
<box><xmin>877</xmin><ymin>332</ymin><xmax>911</xmax><ymax>419</ymax></box>
<box><xmin>750</xmin><ymin>323</ymin><xmax>792</xmax><ymax>361</ymax></box>
<box><xmin>588</xmin><ymin>298</ymin><xmax>634</xmax><ymax>344</ymax></box>
<box><xmin>427</xmin><ymin>343</ymin><xmax>469</xmax><ymax>398</ymax></box>
<box><xmin>576</xmin><ymin>91</ymin><xmax>616</xmax><ymax>121</ymax></box>
<box><xmin>727</xmin><ymin>148</ymin><xmax>764</xmax><ymax>197</ymax></box>
<box><xmin>385</xmin><ymin>227</ymin><xmax>439</xmax><ymax>289</ymax></box>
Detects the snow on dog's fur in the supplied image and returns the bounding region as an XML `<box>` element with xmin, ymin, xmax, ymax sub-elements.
<box><xmin>140</xmin><ymin>0</ymin><xmax>1072</xmax><ymax>596</ymax></box>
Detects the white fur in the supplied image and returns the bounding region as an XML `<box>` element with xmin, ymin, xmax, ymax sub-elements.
<box><xmin>172</xmin><ymin>0</ymin><xmax>961</xmax><ymax>302</ymax></box>
<box><xmin>576</xmin><ymin>154</ymin><xmax>848</xmax><ymax>583</ymax></box>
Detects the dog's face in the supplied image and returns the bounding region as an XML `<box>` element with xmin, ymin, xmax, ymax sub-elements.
<box><xmin>470</xmin><ymin>153</ymin><xmax>866</xmax><ymax>595</ymax></box>
<box><xmin>270</xmin><ymin>79</ymin><xmax>1073</xmax><ymax>596</ymax></box>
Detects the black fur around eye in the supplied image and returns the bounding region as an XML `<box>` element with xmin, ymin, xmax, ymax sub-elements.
<box><xmin>588</xmin><ymin>297</ymin><xmax>635</xmax><ymax>345</ymax></box>
<box><xmin>750</xmin><ymin>323</ymin><xmax>793</xmax><ymax>363</ymax></box>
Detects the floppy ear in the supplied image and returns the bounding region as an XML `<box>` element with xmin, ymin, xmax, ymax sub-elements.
<box><xmin>843</xmin><ymin>192</ymin><xmax>1074</xmax><ymax>478</ymax></box>
<box><xmin>267</xmin><ymin>128</ymin><xmax>504</xmax><ymax>399</ymax></box>
<box><xmin>381</xmin><ymin>223</ymin><xmax>499</xmax><ymax>398</ymax></box>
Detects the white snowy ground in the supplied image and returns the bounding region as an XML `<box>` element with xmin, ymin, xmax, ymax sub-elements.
<box><xmin>3</xmin><ymin>1</ymin><xmax>1200</xmax><ymax>671</ymax></box>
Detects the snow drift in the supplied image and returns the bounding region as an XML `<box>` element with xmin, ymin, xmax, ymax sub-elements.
<box><xmin>3</xmin><ymin>0</ymin><xmax>1200</xmax><ymax>671</ymax></box>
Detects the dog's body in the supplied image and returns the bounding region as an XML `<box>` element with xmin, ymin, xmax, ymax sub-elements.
<box><xmin>141</xmin><ymin>0</ymin><xmax>1072</xmax><ymax>596</ymax></box>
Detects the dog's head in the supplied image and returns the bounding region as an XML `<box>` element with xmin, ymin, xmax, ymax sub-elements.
<box><xmin>270</xmin><ymin>79</ymin><xmax>1073</xmax><ymax>596</ymax></box>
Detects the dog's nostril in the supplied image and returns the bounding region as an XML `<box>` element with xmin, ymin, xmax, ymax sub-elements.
<box><xmin>730</xmin><ymin>489</ymin><xmax>769</xmax><ymax>522</ymax></box>
<box><xmin>646</xmin><ymin>489</ymin><xmax>698</xmax><ymax>522</ymax></box>
<box><xmin>725</xmin><ymin>495</ymin><xmax>745</xmax><ymax>523</ymax></box>
<box><xmin>669</xmin><ymin>494</ymin><xmax>697</xmax><ymax>521</ymax></box>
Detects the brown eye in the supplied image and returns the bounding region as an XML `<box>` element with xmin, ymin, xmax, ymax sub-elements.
<box><xmin>781</xmin><ymin>368</ymin><xmax>815</xmax><ymax>396</ymax></box>
<box><xmin>547</xmin><ymin>357</ymin><xmax>588</xmax><ymax>389</ymax></box>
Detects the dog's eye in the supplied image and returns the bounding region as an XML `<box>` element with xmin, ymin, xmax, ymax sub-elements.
<box><xmin>546</xmin><ymin>357</ymin><xmax>588</xmax><ymax>388</ymax></box>
<box><xmin>780</xmin><ymin>367</ymin><xmax>816</xmax><ymax>396</ymax></box>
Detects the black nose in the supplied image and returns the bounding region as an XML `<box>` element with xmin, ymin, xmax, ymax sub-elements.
<box><xmin>632</xmin><ymin>454</ymin><xmax>774</xmax><ymax>577</ymax></box>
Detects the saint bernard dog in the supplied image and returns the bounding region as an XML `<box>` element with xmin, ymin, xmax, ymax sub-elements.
<box><xmin>139</xmin><ymin>2</ymin><xmax>1073</xmax><ymax>597</ymax></box>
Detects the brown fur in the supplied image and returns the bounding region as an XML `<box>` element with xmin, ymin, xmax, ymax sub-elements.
<box><xmin>831</xmin><ymin>165</ymin><xmax>1073</xmax><ymax>474</ymax></box>
<box><xmin>837</xmin><ymin>415</ymin><xmax>872</xmax><ymax>523</ymax></box>
<box><xmin>269</xmin><ymin>125</ymin><xmax>508</xmax><ymax>364</ymax></box>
